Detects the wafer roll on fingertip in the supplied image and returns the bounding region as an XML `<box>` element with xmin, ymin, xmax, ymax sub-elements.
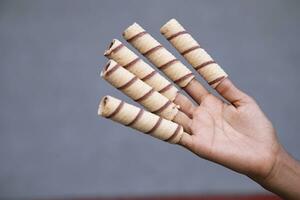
<box><xmin>123</xmin><ymin>23</ymin><xmax>195</xmax><ymax>88</ymax></box>
<box><xmin>160</xmin><ymin>19</ymin><xmax>228</xmax><ymax>88</ymax></box>
<box><xmin>98</xmin><ymin>95</ymin><xmax>187</xmax><ymax>144</ymax></box>
<box><xmin>101</xmin><ymin>60</ymin><xmax>179</xmax><ymax>121</ymax></box>
<box><xmin>104</xmin><ymin>39</ymin><xmax>178</xmax><ymax>101</ymax></box>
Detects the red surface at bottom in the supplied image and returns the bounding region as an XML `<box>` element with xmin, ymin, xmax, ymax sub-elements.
<box><xmin>65</xmin><ymin>195</ymin><xmax>281</xmax><ymax>200</ymax></box>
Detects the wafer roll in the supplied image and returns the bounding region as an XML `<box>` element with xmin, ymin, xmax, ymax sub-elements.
<box><xmin>160</xmin><ymin>19</ymin><xmax>228</xmax><ymax>88</ymax></box>
<box><xmin>101</xmin><ymin>60</ymin><xmax>179</xmax><ymax>121</ymax></box>
<box><xmin>104</xmin><ymin>39</ymin><xmax>178</xmax><ymax>101</ymax></box>
<box><xmin>123</xmin><ymin>23</ymin><xmax>194</xmax><ymax>88</ymax></box>
<box><xmin>98</xmin><ymin>95</ymin><xmax>188</xmax><ymax>144</ymax></box>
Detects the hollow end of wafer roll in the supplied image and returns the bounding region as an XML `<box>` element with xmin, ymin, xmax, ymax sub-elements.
<box><xmin>104</xmin><ymin>39</ymin><xmax>122</xmax><ymax>56</ymax></box>
<box><xmin>101</xmin><ymin>60</ymin><xmax>117</xmax><ymax>77</ymax></box>
<box><xmin>98</xmin><ymin>95</ymin><xmax>110</xmax><ymax>116</ymax></box>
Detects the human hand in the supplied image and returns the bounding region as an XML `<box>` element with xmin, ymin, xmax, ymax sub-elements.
<box><xmin>179</xmin><ymin>78</ymin><xmax>280</xmax><ymax>180</ymax></box>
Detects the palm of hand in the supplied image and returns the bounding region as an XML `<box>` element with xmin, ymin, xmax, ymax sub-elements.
<box><xmin>185</xmin><ymin>94</ymin><xmax>279</xmax><ymax>179</ymax></box>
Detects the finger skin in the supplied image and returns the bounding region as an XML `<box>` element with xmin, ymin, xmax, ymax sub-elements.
<box><xmin>173</xmin><ymin>110</ymin><xmax>192</xmax><ymax>134</ymax></box>
<box><xmin>173</xmin><ymin>93</ymin><xmax>195</xmax><ymax>118</ymax></box>
<box><xmin>183</xmin><ymin>79</ymin><xmax>210</xmax><ymax>104</ymax></box>
<box><xmin>178</xmin><ymin>131</ymin><xmax>193</xmax><ymax>147</ymax></box>
<box><xmin>215</xmin><ymin>78</ymin><xmax>252</xmax><ymax>107</ymax></box>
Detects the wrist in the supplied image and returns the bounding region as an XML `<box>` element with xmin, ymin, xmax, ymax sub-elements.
<box><xmin>260</xmin><ymin>146</ymin><xmax>291</xmax><ymax>185</ymax></box>
<box><xmin>254</xmin><ymin>146</ymin><xmax>300</xmax><ymax>200</ymax></box>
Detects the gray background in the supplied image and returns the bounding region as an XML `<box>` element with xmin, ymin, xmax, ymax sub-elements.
<box><xmin>1</xmin><ymin>0</ymin><xmax>300</xmax><ymax>199</ymax></box>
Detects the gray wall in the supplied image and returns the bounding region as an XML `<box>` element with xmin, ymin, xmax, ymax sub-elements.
<box><xmin>1</xmin><ymin>0</ymin><xmax>300</xmax><ymax>199</ymax></box>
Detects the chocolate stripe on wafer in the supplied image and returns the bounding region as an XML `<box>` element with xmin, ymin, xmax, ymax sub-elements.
<box><xmin>106</xmin><ymin>101</ymin><xmax>124</xmax><ymax>118</ymax></box>
<box><xmin>153</xmin><ymin>100</ymin><xmax>172</xmax><ymax>114</ymax></box>
<box><xmin>145</xmin><ymin>117</ymin><xmax>163</xmax><ymax>134</ymax></box>
<box><xmin>126</xmin><ymin>31</ymin><xmax>147</xmax><ymax>43</ymax></box>
<box><xmin>123</xmin><ymin>58</ymin><xmax>141</xmax><ymax>69</ymax></box>
<box><xmin>195</xmin><ymin>60</ymin><xmax>216</xmax><ymax>71</ymax></box>
<box><xmin>174</xmin><ymin>73</ymin><xmax>194</xmax><ymax>84</ymax></box>
<box><xmin>164</xmin><ymin>124</ymin><xmax>181</xmax><ymax>142</ymax></box>
<box><xmin>117</xmin><ymin>76</ymin><xmax>138</xmax><ymax>90</ymax></box>
<box><xmin>158</xmin><ymin>83</ymin><xmax>173</xmax><ymax>93</ymax></box>
<box><xmin>126</xmin><ymin>108</ymin><xmax>144</xmax><ymax>126</ymax></box>
<box><xmin>208</xmin><ymin>76</ymin><xmax>226</xmax><ymax>85</ymax></box>
<box><xmin>135</xmin><ymin>88</ymin><xmax>155</xmax><ymax>102</ymax></box>
<box><xmin>142</xmin><ymin>45</ymin><xmax>163</xmax><ymax>56</ymax></box>
<box><xmin>159</xmin><ymin>59</ymin><xmax>179</xmax><ymax>70</ymax></box>
<box><xmin>181</xmin><ymin>45</ymin><xmax>201</xmax><ymax>56</ymax></box>
<box><xmin>167</xmin><ymin>31</ymin><xmax>188</xmax><ymax>40</ymax></box>
<box><xmin>141</xmin><ymin>71</ymin><xmax>157</xmax><ymax>81</ymax></box>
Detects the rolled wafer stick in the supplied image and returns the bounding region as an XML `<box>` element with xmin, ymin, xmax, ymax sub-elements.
<box><xmin>160</xmin><ymin>19</ymin><xmax>228</xmax><ymax>88</ymax></box>
<box><xmin>104</xmin><ymin>39</ymin><xmax>178</xmax><ymax>101</ymax></box>
<box><xmin>101</xmin><ymin>60</ymin><xmax>186</xmax><ymax>123</ymax></box>
<box><xmin>123</xmin><ymin>23</ymin><xmax>195</xmax><ymax>88</ymax></box>
<box><xmin>98</xmin><ymin>95</ymin><xmax>189</xmax><ymax>144</ymax></box>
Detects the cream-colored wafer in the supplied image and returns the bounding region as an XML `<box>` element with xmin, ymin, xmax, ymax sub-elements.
<box><xmin>123</xmin><ymin>23</ymin><xmax>195</xmax><ymax>88</ymax></box>
<box><xmin>160</xmin><ymin>19</ymin><xmax>228</xmax><ymax>88</ymax></box>
<box><xmin>101</xmin><ymin>60</ymin><xmax>179</xmax><ymax>121</ymax></box>
<box><xmin>98</xmin><ymin>95</ymin><xmax>187</xmax><ymax>144</ymax></box>
<box><xmin>104</xmin><ymin>39</ymin><xmax>178</xmax><ymax>101</ymax></box>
